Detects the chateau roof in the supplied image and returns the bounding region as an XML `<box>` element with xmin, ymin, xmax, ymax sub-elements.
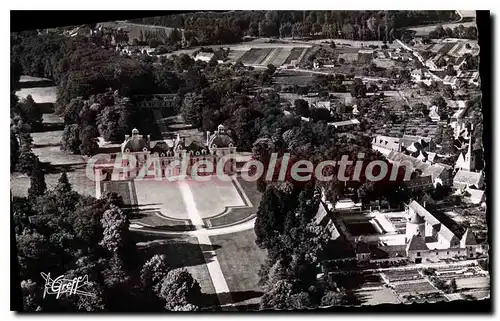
<box><xmin>408</xmin><ymin>212</ymin><xmax>425</xmax><ymax>224</ymax></box>
<box><xmin>461</xmin><ymin>228</ymin><xmax>477</xmax><ymax>246</ymax></box>
<box><xmin>407</xmin><ymin>234</ymin><xmax>428</xmax><ymax>251</ymax></box>
<box><xmin>208</xmin><ymin>124</ymin><xmax>234</xmax><ymax>148</ymax></box>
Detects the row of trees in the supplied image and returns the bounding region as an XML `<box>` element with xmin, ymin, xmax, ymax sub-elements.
<box><xmin>428</xmin><ymin>24</ymin><xmax>478</xmax><ymax>40</ymax></box>
<box><xmin>133</xmin><ymin>11</ymin><xmax>458</xmax><ymax>45</ymax></box>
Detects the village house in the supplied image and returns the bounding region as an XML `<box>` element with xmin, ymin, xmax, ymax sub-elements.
<box><xmin>384</xmin><ymin>150</ymin><xmax>453</xmax><ymax>187</ymax></box>
<box><xmin>453</xmin><ymin>170</ymin><xmax>484</xmax><ymax>190</ymax></box>
<box><xmin>464</xmin><ymin>187</ymin><xmax>486</xmax><ymax>205</ymax></box>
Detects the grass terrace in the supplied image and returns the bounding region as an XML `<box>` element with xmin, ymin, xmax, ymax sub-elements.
<box><xmin>209</xmin><ymin>229</ymin><xmax>268</xmax><ymax>311</ymax></box>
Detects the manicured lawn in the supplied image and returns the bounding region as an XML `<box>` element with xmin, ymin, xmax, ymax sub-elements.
<box><xmin>16</xmin><ymin>86</ymin><xmax>57</xmax><ymax>104</ymax></box>
<box><xmin>210</xmin><ymin>229</ymin><xmax>268</xmax><ymax>310</ymax></box>
<box><xmin>10</xmin><ymin>169</ymin><xmax>95</xmax><ymax>198</ymax></box>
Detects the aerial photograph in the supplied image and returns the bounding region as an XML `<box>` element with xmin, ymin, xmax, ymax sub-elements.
<box><xmin>10</xmin><ymin>10</ymin><xmax>489</xmax><ymax>312</ymax></box>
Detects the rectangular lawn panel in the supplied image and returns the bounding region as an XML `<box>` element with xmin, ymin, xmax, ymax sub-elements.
<box><xmin>11</xmin><ymin>169</ymin><xmax>96</xmax><ymax>198</ymax></box>
<box><xmin>284</xmin><ymin>47</ymin><xmax>305</xmax><ymax>64</ymax></box>
<box><xmin>133</xmin><ymin>180</ymin><xmax>188</xmax><ymax>220</ymax></box>
<box><xmin>188</xmin><ymin>178</ymin><xmax>245</xmax><ymax>219</ymax></box>
<box><xmin>210</xmin><ymin>229</ymin><xmax>268</xmax><ymax>310</ymax></box>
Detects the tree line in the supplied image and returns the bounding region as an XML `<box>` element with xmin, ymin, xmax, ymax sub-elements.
<box><xmin>132</xmin><ymin>11</ymin><xmax>458</xmax><ymax>45</ymax></box>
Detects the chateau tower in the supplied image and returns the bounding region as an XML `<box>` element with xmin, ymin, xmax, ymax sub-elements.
<box><xmin>406</xmin><ymin>212</ymin><xmax>426</xmax><ymax>243</ymax></box>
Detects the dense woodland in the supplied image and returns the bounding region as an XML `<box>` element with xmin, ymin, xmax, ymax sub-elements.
<box><xmin>132</xmin><ymin>11</ymin><xmax>459</xmax><ymax>45</ymax></box>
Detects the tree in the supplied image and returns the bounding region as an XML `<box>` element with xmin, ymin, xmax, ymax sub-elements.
<box><xmin>79</xmin><ymin>125</ymin><xmax>99</xmax><ymax>156</ymax></box>
<box><xmin>440</xmin><ymin>126</ymin><xmax>455</xmax><ymax>155</ymax></box>
<box><xmin>19</xmin><ymin>95</ymin><xmax>43</xmax><ymax>130</ymax></box>
<box><xmin>28</xmin><ymin>161</ymin><xmax>46</xmax><ymax>199</ymax></box>
<box><xmin>260</xmin><ymin>279</ymin><xmax>313</xmax><ymax>310</ymax></box>
<box><xmin>159</xmin><ymin>268</ymin><xmax>202</xmax><ymax>311</ymax></box>
<box><xmin>20</xmin><ymin>279</ymin><xmax>43</xmax><ymax>311</ymax></box>
<box><xmin>96</xmin><ymin>97</ymin><xmax>131</xmax><ymax>142</ymax></box>
<box><xmin>99</xmin><ymin>205</ymin><xmax>130</xmax><ymax>256</ymax></box>
<box><xmin>446</xmin><ymin>64</ymin><xmax>457</xmax><ymax>77</ymax></box>
<box><xmin>11</xmin><ymin>129</ymin><xmax>19</xmax><ymax>172</ymax></box>
<box><xmin>350</xmin><ymin>78</ymin><xmax>367</xmax><ymax>98</ymax></box>
<box><xmin>180</xmin><ymin>92</ymin><xmax>204</xmax><ymax>129</ymax></box>
<box><xmin>449</xmin><ymin>278</ymin><xmax>457</xmax><ymax>293</ymax></box>
<box><xmin>56</xmin><ymin>171</ymin><xmax>72</xmax><ymax>195</ymax></box>
<box><xmin>255</xmin><ymin>186</ymin><xmax>295</xmax><ymax>248</ymax></box>
<box><xmin>141</xmin><ymin>254</ymin><xmax>171</xmax><ymax>294</ymax></box>
<box><xmin>431</xmin><ymin>95</ymin><xmax>447</xmax><ymax>109</ymax></box>
<box><xmin>442</xmin><ymin>85</ymin><xmax>454</xmax><ymax>99</ymax></box>
<box><xmin>61</xmin><ymin>124</ymin><xmax>81</xmax><ymax>154</ymax></box>
<box><xmin>294</xmin><ymin>99</ymin><xmax>310</xmax><ymax>118</ymax></box>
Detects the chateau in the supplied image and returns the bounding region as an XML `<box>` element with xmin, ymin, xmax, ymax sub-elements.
<box><xmin>95</xmin><ymin>124</ymin><xmax>237</xmax><ymax>180</ymax></box>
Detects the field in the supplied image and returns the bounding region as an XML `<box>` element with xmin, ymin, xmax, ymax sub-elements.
<box><xmin>393</xmin><ymin>281</ymin><xmax>437</xmax><ymax>295</ymax></box>
<box><xmin>209</xmin><ymin>229</ymin><xmax>268</xmax><ymax>310</ymax></box>
<box><xmin>16</xmin><ymin>86</ymin><xmax>57</xmax><ymax>104</ymax></box>
<box><xmin>239</xmin><ymin>48</ymin><xmax>272</xmax><ymax>65</ymax></box>
<box><xmin>99</xmin><ymin>21</ymin><xmax>179</xmax><ymax>44</ymax></box>
<box><xmin>382</xmin><ymin>269</ymin><xmax>423</xmax><ymax>283</ymax></box>
<box><xmin>353</xmin><ymin>287</ymin><xmax>401</xmax><ymax>305</ymax></box>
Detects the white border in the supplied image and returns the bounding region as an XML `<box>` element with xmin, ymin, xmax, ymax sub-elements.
<box><xmin>2</xmin><ymin>2</ymin><xmax>498</xmax><ymax>320</ymax></box>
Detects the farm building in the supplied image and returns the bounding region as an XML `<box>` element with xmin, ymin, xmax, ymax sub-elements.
<box><xmin>315</xmin><ymin>197</ymin><xmax>484</xmax><ymax>265</ymax></box>
<box><xmin>404</xmin><ymin>201</ymin><xmax>481</xmax><ymax>263</ymax></box>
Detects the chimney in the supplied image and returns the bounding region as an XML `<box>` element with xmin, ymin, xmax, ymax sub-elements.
<box><xmin>206</xmin><ymin>131</ymin><xmax>210</xmax><ymax>146</ymax></box>
<box><xmin>147</xmin><ymin>134</ymin><xmax>151</xmax><ymax>148</ymax></box>
<box><xmin>423</xmin><ymin>201</ymin><xmax>426</xmax><ymax>208</ymax></box>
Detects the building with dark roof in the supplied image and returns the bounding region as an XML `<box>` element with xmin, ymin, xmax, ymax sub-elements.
<box><xmin>95</xmin><ymin>125</ymin><xmax>237</xmax><ymax>181</ymax></box>
<box><xmin>404</xmin><ymin>201</ymin><xmax>481</xmax><ymax>263</ymax></box>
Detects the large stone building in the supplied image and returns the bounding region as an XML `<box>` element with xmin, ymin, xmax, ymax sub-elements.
<box><xmin>404</xmin><ymin>201</ymin><xmax>480</xmax><ymax>263</ymax></box>
<box><xmin>95</xmin><ymin>124</ymin><xmax>237</xmax><ymax>181</ymax></box>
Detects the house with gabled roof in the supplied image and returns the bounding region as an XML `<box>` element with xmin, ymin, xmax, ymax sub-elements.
<box><xmin>453</xmin><ymin>170</ymin><xmax>484</xmax><ymax>190</ymax></box>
